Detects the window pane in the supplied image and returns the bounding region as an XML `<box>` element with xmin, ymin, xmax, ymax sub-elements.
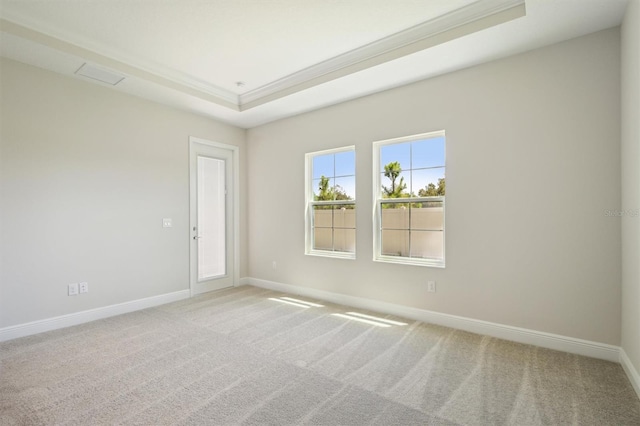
<box><xmin>312</xmin><ymin>204</ymin><xmax>355</xmax><ymax>253</ymax></box>
<box><xmin>333</xmin><ymin>228</ymin><xmax>355</xmax><ymax>253</ymax></box>
<box><xmin>313</xmin><ymin>154</ymin><xmax>334</xmax><ymax>179</ymax></box>
<box><xmin>381</xmin><ymin>142</ymin><xmax>410</xmax><ymax>171</ymax></box>
<box><xmin>313</xmin><ymin>205</ymin><xmax>333</xmax><ymax>228</ymax></box>
<box><xmin>410</xmin><ymin>230</ymin><xmax>444</xmax><ymax>259</ymax></box>
<box><xmin>381</xmin><ymin>229</ymin><xmax>409</xmax><ymax>256</ymax></box>
<box><xmin>333</xmin><ymin>205</ymin><xmax>356</xmax><ymax>228</ymax></box>
<box><xmin>412</xmin><ymin>137</ymin><xmax>445</xmax><ymax>169</ymax></box>
<box><xmin>381</xmin><ymin>204</ymin><xmax>408</xmax><ymax>229</ymax></box>
<box><xmin>313</xmin><ymin>228</ymin><xmax>333</xmax><ymax>251</ymax></box>
<box><xmin>313</xmin><ymin>176</ymin><xmax>335</xmax><ymax>200</ymax></box>
<box><xmin>335</xmin><ymin>150</ymin><xmax>355</xmax><ymax>176</ymax></box>
<box><xmin>410</xmin><ymin>202</ymin><xmax>444</xmax><ymax>231</ymax></box>
<box><xmin>334</xmin><ymin>176</ymin><xmax>355</xmax><ymax>200</ymax></box>
<box><xmin>412</xmin><ymin>168</ymin><xmax>445</xmax><ymax>196</ymax></box>
<box><xmin>380</xmin><ymin>170</ymin><xmax>409</xmax><ymax>198</ymax></box>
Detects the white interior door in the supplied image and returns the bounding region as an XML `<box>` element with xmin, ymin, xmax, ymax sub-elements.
<box><xmin>190</xmin><ymin>139</ymin><xmax>236</xmax><ymax>295</ymax></box>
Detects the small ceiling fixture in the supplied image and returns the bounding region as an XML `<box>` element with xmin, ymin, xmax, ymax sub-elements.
<box><xmin>75</xmin><ymin>63</ymin><xmax>125</xmax><ymax>86</ymax></box>
<box><xmin>235</xmin><ymin>81</ymin><xmax>245</xmax><ymax>88</ymax></box>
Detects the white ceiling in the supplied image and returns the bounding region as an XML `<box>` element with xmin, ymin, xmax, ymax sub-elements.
<box><xmin>0</xmin><ymin>0</ymin><xmax>630</xmax><ymax>129</ymax></box>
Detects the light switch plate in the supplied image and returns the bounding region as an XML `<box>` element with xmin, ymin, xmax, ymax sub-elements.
<box><xmin>68</xmin><ymin>283</ymin><xmax>79</xmax><ymax>296</ymax></box>
<box><xmin>162</xmin><ymin>218</ymin><xmax>172</xmax><ymax>228</ymax></box>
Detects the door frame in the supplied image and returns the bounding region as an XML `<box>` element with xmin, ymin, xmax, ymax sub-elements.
<box><xmin>189</xmin><ymin>136</ymin><xmax>240</xmax><ymax>296</ymax></box>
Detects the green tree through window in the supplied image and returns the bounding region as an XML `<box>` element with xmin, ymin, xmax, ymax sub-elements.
<box><xmin>382</xmin><ymin>161</ymin><xmax>407</xmax><ymax>198</ymax></box>
<box><xmin>315</xmin><ymin>175</ymin><xmax>353</xmax><ymax>206</ymax></box>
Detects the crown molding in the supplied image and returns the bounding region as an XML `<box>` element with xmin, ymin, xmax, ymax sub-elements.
<box><xmin>0</xmin><ymin>17</ymin><xmax>239</xmax><ymax>109</ymax></box>
<box><xmin>239</xmin><ymin>0</ymin><xmax>525</xmax><ymax>110</ymax></box>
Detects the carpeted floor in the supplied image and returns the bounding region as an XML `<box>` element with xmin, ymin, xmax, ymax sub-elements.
<box><xmin>1</xmin><ymin>285</ymin><xmax>639</xmax><ymax>425</ymax></box>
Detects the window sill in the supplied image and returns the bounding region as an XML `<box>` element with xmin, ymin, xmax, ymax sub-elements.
<box><xmin>306</xmin><ymin>250</ymin><xmax>356</xmax><ymax>260</ymax></box>
<box><xmin>374</xmin><ymin>255</ymin><xmax>445</xmax><ymax>268</ymax></box>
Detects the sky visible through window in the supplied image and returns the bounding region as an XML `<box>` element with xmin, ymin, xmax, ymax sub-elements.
<box><xmin>380</xmin><ymin>136</ymin><xmax>445</xmax><ymax>196</ymax></box>
<box><xmin>312</xmin><ymin>150</ymin><xmax>356</xmax><ymax>199</ymax></box>
<box><xmin>312</xmin><ymin>137</ymin><xmax>444</xmax><ymax>200</ymax></box>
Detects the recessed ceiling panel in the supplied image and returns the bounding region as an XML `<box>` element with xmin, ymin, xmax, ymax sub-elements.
<box><xmin>75</xmin><ymin>62</ymin><xmax>125</xmax><ymax>85</ymax></box>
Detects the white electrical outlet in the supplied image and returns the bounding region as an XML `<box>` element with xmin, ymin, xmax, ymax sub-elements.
<box><xmin>272</xmin><ymin>261</ymin><xmax>277</xmax><ymax>270</ymax></box>
<box><xmin>68</xmin><ymin>283</ymin><xmax>79</xmax><ymax>296</ymax></box>
<box><xmin>79</xmin><ymin>282</ymin><xmax>89</xmax><ymax>294</ymax></box>
<box><xmin>427</xmin><ymin>281</ymin><xmax>436</xmax><ymax>293</ymax></box>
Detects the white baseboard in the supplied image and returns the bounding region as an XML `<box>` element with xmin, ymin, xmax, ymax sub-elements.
<box><xmin>621</xmin><ymin>348</ymin><xmax>640</xmax><ymax>400</ymax></box>
<box><xmin>4</xmin><ymin>278</ymin><xmax>634</xmax><ymax>398</ymax></box>
<box><xmin>0</xmin><ymin>289</ymin><xmax>190</xmax><ymax>342</ymax></box>
<box><xmin>243</xmin><ymin>277</ymin><xmax>620</xmax><ymax>363</ymax></box>
<box><xmin>238</xmin><ymin>277</ymin><xmax>252</xmax><ymax>286</ymax></box>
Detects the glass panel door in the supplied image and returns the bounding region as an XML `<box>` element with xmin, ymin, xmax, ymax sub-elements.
<box><xmin>190</xmin><ymin>138</ymin><xmax>235</xmax><ymax>295</ymax></box>
<box><xmin>197</xmin><ymin>156</ymin><xmax>226</xmax><ymax>280</ymax></box>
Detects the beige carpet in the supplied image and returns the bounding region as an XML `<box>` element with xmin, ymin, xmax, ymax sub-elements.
<box><xmin>1</xmin><ymin>285</ymin><xmax>639</xmax><ymax>425</ymax></box>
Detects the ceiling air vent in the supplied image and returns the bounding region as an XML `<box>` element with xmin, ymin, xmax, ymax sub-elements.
<box><xmin>75</xmin><ymin>63</ymin><xmax>125</xmax><ymax>85</ymax></box>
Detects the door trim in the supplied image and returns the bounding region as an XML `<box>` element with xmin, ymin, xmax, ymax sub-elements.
<box><xmin>189</xmin><ymin>136</ymin><xmax>240</xmax><ymax>296</ymax></box>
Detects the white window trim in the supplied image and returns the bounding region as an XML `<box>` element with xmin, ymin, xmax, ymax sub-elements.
<box><xmin>372</xmin><ymin>131</ymin><xmax>445</xmax><ymax>268</ymax></box>
<box><xmin>305</xmin><ymin>145</ymin><xmax>356</xmax><ymax>259</ymax></box>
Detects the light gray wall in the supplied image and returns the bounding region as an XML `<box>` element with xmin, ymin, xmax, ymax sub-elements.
<box><xmin>621</xmin><ymin>0</ymin><xmax>640</xmax><ymax>376</ymax></box>
<box><xmin>247</xmin><ymin>28</ymin><xmax>622</xmax><ymax>345</ymax></box>
<box><xmin>0</xmin><ymin>58</ymin><xmax>247</xmax><ymax>328</ymax></box>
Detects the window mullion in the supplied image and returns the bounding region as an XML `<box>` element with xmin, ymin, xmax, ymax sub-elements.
<box><xmin>408</xmin><ymin>204</ymin><xmax>412</xmax><ymax>258</ymax></box>
<box><xmin>310</xmin><ymin>200</ymin><xmax>355</xmax><ymax>207</ymax></box>
<box><xmin>331</xmin><ymin>206</ymin><xmax>335</xmax><ymax>251</ymax></box>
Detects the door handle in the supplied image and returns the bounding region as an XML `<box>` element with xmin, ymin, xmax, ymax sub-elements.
<box><xmin>193</xmin><ymin>236</ymin><xmax>202</xmax><ymax>240</ymax></box>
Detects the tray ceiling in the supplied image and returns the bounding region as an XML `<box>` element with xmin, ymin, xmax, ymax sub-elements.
<box><xmin>0</xmin><ymin>0</ymin><xmax>629</xmax><ymax>128</ymax></box>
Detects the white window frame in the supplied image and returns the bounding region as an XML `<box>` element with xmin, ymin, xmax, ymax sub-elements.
<box><xmin>372</xmin><ymin>131</ymin><xmax>445</xmax><ymax>268</ymax></box>
<box><xmin>305</xmin><ymin>146</ymin><xmax>356</xmax><ymax>259</ymax></box>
